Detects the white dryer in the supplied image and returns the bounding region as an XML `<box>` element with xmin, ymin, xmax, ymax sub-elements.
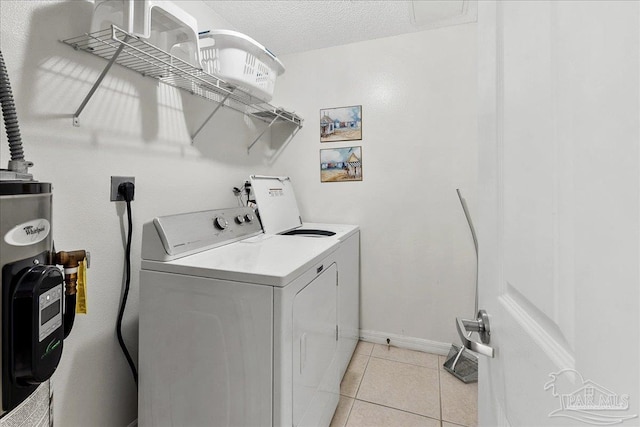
<box><xmin>249</xmin><ymin>175</ymin><xmax>360</xmax><ymax>380</ymax></box>
<box><xmin>138</xmin><ymin>207</ymin><xmax>343</xmax><ymax>427</ymax></box>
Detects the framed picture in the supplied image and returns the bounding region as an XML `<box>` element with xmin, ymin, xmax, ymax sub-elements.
<box><xmin>320</xmin><ymin>105</ymin><xmax>362</xmax><ymax>142</ymax></box>
<box><xmin>320</xmin><ymin>146</ymin><xmax>363</xmax><ymax>182</ymax></box>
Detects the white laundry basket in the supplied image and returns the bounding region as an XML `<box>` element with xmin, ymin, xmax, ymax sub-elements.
<box><xmin>199</xmin><ymin>30</ymin><xmax>285</xmax><ymax>103</ymax></box>
<box><xmin>91</xmin><ymin>0</ymin><xmax>201</xmax><ymax>68</ymax></box>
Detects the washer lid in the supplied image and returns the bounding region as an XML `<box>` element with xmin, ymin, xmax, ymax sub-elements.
<box><xmin>141</xmin><ymin>234</ymin><xmax>338</xmax><ymax>287</ymax></box>
<box><xmin>250</xmin><ymin>175</ymin><xmax>302</xmax><ymax>234</ymax></box>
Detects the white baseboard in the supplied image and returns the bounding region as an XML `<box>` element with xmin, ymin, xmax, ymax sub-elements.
<box><xmin>359</xmin><ymin>329</ymin><xmax>452</xmax><ymax>356</ymax></box>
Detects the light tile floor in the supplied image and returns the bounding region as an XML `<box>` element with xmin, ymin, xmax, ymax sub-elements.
<box><xmin>330</xmin><ymin>341</ymin><xmax>478</xmax><ymax>427</ymax></box>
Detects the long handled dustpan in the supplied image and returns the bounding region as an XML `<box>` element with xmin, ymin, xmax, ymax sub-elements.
<box><xmin>443</xmin><ymin>189</ymin><xmax>479</xmax><ymax>383</ymax></box>
<box><xmin>443</xmin><ymin>343</ymin><xmax>478</xmax><ymax>383</ymax></box>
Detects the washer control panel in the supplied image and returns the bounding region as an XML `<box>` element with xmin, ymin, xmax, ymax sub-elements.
<box><xmin>144</xmin><ymin>207</ymin><xmax>263</xmax><ymax>260</ymax></box>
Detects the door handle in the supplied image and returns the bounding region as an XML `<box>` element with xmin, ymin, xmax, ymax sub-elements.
<box><xmin>456</xmin><ymin>309</ymin><xmax>495</xmax><ymax>358</ymax></box>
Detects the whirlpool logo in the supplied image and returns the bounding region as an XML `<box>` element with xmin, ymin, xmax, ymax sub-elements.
<box><xmin>24</xmin><ymin>224</ymin><xmax>46</xmax><ymax>235</ymax></box>
<box><xmin>4</xmin><ymin>219</ymin><xmax>50</xmax><ymax>246</ymax></box>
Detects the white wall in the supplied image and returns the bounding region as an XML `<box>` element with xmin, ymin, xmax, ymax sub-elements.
<box><xmin>269</xmin><ymin>23</ymin><xmax>478</xmax><ymax>348</ymax></box>
<box><xmin>0</xmin><ymin>1</ymin><xmax>272</xmax><ymax>425</ymax></box>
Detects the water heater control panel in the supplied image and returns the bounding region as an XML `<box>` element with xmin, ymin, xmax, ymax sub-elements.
<box><xmin>38</xmin><ymin>285</ymin><xmax>63</xmax><ymax>342</ymax></box>
<box><xmin>2</xmin><ymin>252</ymin><xmax>65</xmax><ymax>411</ymax></box>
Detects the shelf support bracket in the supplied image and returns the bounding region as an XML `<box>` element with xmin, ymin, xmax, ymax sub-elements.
<box><xmin>73</xmin><ymin>40</ymin><xmax>128</xmax><ymax>127</ymax></box>
<box><xmin>191</xmin><ymin>91</ymin><xmax>233</xmax><ymax>143</ymax></box>
<box><xmin>247</xmin><ymin>116</ymin><xmax>280</xmax><ymax>154</ymax></box>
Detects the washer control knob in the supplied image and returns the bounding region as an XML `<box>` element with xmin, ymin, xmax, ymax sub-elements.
<box><xmin>235</xmin><ymin>215</ymin><xmax>245</xmax><ymax>224</ymax></box>
<box><xmin>214</xmin><ymin>217</ymin><xmax>228</xmax><ymax>230</ymax></box>
<box><xmin>245</xmin><ymin>214</ymin><xmax>254</xmax><ymax>223</ymax></box>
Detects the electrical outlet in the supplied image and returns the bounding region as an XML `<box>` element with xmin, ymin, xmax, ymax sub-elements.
<box><xmin>110</xmin><ymin>176</ymin><xmax>135</xmax><ymax>201</ymax></box>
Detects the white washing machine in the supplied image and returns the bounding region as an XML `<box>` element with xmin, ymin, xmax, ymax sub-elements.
<box><xmin>249</xmin><ymin>175</ymin><xmax>360</xmax><ymax>379</ymax></box>
<box><xmin>138</xmin><ymin>207</ymin><xmax>346</xmax><ymax>427</ymax></box>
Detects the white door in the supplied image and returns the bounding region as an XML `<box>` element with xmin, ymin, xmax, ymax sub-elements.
<box><xmin>476</xmin><ymin>1</ymin><xmax>639</xmax><ymax>425</ymax></box>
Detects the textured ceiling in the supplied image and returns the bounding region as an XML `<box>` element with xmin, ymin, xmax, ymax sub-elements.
<box><xmin>203</xmin><ymin>1</ymin><xmax>476</xmax><ymax>56</ymax></box>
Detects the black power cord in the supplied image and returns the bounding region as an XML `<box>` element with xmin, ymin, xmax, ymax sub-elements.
<box><xmin>117</xmin><ymin>182</ymin><xmax>138</xmax><ymax>386</ymax></box>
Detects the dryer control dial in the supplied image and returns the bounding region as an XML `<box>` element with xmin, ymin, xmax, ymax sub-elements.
<box><xmin>214</xmin><ymin>217</ymin><xmax>228</xmax><ymax>230</ymax></box>
<box><xmin>245</xmin><ymin>214</ymin><xmax>254</xmax><ymax>223</ymax></box>
<box><xmin>235</xmin><ymin>215</ymin><xmax>245</xmax><ymax>224</ymax></box>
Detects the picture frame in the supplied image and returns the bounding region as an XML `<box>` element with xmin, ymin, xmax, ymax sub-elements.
<box><xmin>320</xmin><ymin>105</ymin><xmax>362</xmax><ymax>142</ymax></box>
<box><xmin>320</xmin><ymin>146</ymin><xmax>363</xmax><ymax>182</ymax></box>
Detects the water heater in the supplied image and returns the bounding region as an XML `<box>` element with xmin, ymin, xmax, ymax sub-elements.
<box><xmin>1</xmin><ymin>50</ymin><xmax>86</xmax><ymax>422</ymax></box>
<box><xmin>1</xmin><ymin>181</ymin><xmax>62</xmax><ymax>412</ymax></box>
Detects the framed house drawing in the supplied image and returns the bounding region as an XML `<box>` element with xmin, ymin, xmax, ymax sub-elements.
<box><xmin>320</xmin><ymin>105</ymin><xmax>362</xmax><ymax>142</ymax></box>
<box><xmin>320</xmin><ymin>146</ymin><xmax>363</xmax><ymax>182</ymax></box>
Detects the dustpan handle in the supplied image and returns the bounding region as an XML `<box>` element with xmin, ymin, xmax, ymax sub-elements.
<box><xmin>456</xmin><ymin>189</ymin><xmax>479</xmax><ymax>316</ymax></box>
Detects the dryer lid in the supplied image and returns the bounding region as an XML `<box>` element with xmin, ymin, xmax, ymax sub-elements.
<box><xmin>250</xmin><ymin>175</ymin><xmax>302</xmax><ymax>234</ymax></box>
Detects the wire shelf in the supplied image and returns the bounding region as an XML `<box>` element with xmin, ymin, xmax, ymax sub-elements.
<box><xmin>62</xmin><ymin>26</ymin><xmax>303</xmax><ymax>133</ymax></box>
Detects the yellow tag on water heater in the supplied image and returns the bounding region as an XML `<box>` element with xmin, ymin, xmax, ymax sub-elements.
<box><xmin>76</xmin><ymin>258</ymin><xmax>87</xmax><ymax>314</ymax></box>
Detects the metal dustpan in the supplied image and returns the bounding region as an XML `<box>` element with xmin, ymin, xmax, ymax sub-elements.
<box><xmin>443</xmin><ymin>189</ymin><xmax>479</xmax><ymax>383</ymax></box>
<box><xmin>443</xmin><ymin>344</ymin><xmax>478</xmax><ymax>383</ymax></box>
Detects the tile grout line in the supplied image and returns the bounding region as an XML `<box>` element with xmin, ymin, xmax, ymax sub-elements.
<box><xmin>438</xmin><ymin>367</ymin><xmax>475</xmax><ymax>427</ymax></box>
<box><xmin>342</xmin><ymin>348</ymin><xmax>372</xmax><ymax>427</ymax></box>
<box><xmin>353</xmin><ymin>396</ymin><xmax>443</xmax><ymax>424</ymax></box>
<box><xmin>353</xmin><ymin>351</ymin><xmax>372</xmax><ymax>398</ymax></box>
<box><xmin>341</xmin><ymin>396</ymin><xmax>355</xmax><ymax>427</ymax></box>
<box><xmin>368</xmin><ymin>354</ymin><xmax>441</xmax><ymax>371</ymax></box>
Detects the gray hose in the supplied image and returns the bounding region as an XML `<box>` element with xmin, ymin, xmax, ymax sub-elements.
<box><xmin>0</xmin><ymin>49</ymin><xmax>30</xmax><ymax>173</ymax></box>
